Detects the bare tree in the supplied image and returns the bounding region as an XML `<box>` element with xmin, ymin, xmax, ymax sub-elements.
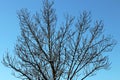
<box><xmin>2</xmin><ymin>0</ymin><xmax>116</xmax><ymax>80</ymax></box>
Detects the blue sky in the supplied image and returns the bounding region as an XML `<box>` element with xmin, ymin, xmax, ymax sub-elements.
<box><xmin>0</xmin><ymin>0</ymin><xmax>120</xmax><ymax>80</ymax></box>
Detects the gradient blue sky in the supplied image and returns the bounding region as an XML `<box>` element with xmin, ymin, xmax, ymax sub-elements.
<box><xmin>0</xmin><ymin>0</ymin><xmax>120</xmax><ymax>80</ymax></box>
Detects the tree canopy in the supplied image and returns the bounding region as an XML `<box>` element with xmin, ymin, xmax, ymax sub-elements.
<box><xmin>2</xmin><ymin>0</ymin><xmax>116</xmax><ymax>80</ymax></box>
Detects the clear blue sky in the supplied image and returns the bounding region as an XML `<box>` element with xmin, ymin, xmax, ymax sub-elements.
<box><xmin>0</xmin><ymin>0</ymin><xmax>120</xmax><ymax>80</ymax></box>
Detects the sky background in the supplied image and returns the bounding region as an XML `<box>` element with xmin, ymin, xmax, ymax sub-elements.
<box><xmin>0</xmin><ymin>0</ymin><xmax>120</xmax><ymax>80</ymax></box>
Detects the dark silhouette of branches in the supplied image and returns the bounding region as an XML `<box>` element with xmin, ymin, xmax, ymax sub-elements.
<box><xmin>2</xmin><ymin>0</ymin><xmax>116</xmax><ymax>80</ymax></box>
